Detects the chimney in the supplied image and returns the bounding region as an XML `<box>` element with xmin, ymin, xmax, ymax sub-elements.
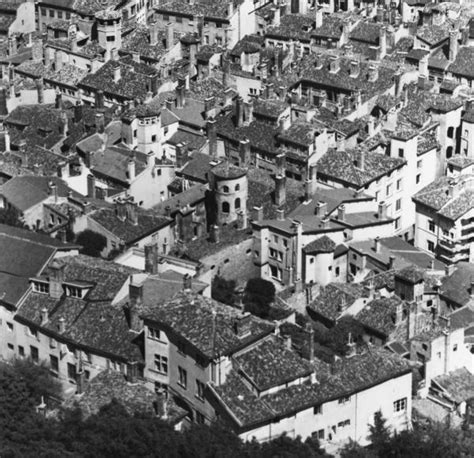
<box><xmin>306</xmin><ymin>323</ymin><xmax>315</xmax><ymax>362</ymax></box>
<box><xmin>222</xmin><ymin>54</ymin><xmax>231</xmax><ymax>88</ymax></box>
<box><xmin>113</xmin><ymin>65</ymin><xmax>121</xmax><ymax>83</ymax></box>
<box><xmin>224</xmin><ymin>87</ymin><xmax>233</xmax><ymax>107</ymax></box>
<box><xmin>379</xmin><ymin>26</ymin><xmax>387</xmax><ymax>58</ymax></box>
<box><xmin>128</xmin><ymin>276</ymin><xmax>144</xmax><ymax>331</ymax></box>
<box><xmin>314</xmin><ymin>201</ymin><xmax>327</xmax><ymax>216</ymax></box>
<box><xmin>175</xmin><ymin>142</ymin><xmax>189</xmax><ymax>168</ymax></box>
<box><xmin>95</xmin><ymin>113</ymin><xmax>105</xmax><ymax>133</ymax></box>
<box><xmin>337</xmin><ymin>204</ymin><xmax>346</xmax><ymax>221</ymax></box>
<box><xmin>395</xmin><ymin>301</ymin><xmax>404</xmax><ymax>324</ymax></box>
<box><xmin>389</xmin><ymin>254</ymin><xmax>396</xmax><ymax>269</ymax></box>
<box><xmin>374</xmin><ymin>236</ymin><xmax>380</xmax><ymax>253</ymax></box>
<box><xmin>252</xmin><ymin>206</ymin><xmax>263</xmax><ymax>222</ymax></box>
<box><xmin>273</xmin><ymin>46</ymin><xmax>281</xmax><ymax>78</ymax></box>
<box><xmin>210</xmin><ymin>224</ymin><xmax>220</xmax><ymax>243</ymax></box>
<box><xmin>233</xmin><ymin>312</ymin><xmax>252</xmax><ymax>338</ymax></box>
<box><xmin>243</xmin><ymin>100</ymin><xmax>253</xmax><ymax>125</ymax></box>
<box><xmin>394</xmin><ymin>70</ymin><xmax>402</xmax><ymax>97</ymax></box>
<box><xmin>55</xmin><ymin>90</ymin><xmax>63</xmax><ymax>110</ymax></box>
<box><xmin>144</xmin><ymin>243</ymin><xmax>158</xmax><ymax>274</ymax></box>
<box><xmin>419</xmin><ymin>54</ymin><xmax>428</xmax><ymax>78</ymax></box>
<box><xmin>58</xmin><ymin>316</ymin><xmax>66</xmax><ymax>333</ymax></box>
<box><xmin>445</xmin><ymin>263</ymin><xmax>455</xmax><ymax>276</ymax></box>
<box><xmin>378</xmin><ymin>201</ymin><xmax>387</xmax><ymax>219</ymax></box>
<box><xmin>176</xmin><ymin>82</ymin><xmax>185</xmax><ymax>108</ymax></box>
<box><xmin>95</xmin><ymin>90</ymin><xmax>104</xmax><ymax>109</ymax></box>
<box><xmin>4</xmin><ymin>130</ymin><xmax>10</xmax><ymax>152</ymax></box>
<box><xmin>368</xmin><ymin>64</ymin><xmax>378</xmax><ymax>82</ymax></box>
<box><xmin>166</xmin><ymin>23</ymin><xmax>174</xmax><ymax>50</ymax></box>
<box><xmin>349</xmin><ymin>60</ymin><xmax>359</xmax><ymax>78</ymax></box>
<box><xmin>36</xmin><ymin>78</ymin><xmax>44</xmax><ymax>104</ymax></box>
<box><xmin>329</xmin><ymin>55</ymin><xmax>340</xmax><ymax>74</ymax></box>
<box><xmin>183</xmin><ymin>273</ymin><xmax>192</xmax><ymax>291</ymax></box>
<box><xmin>150</xmin><ymin>22</ymin><xmax>159</xmax><ymax>46</ymax></box>
<box><xmin>276</xmin><ymin>208</ymin><xmax>285</xmax><ymax>221</ymax></box>
<box><xmin>449</xmin><ymin>30</ymin><xmax>458</xmax><ymax>62</ymax></box>
<box><xmin>41</xmin><ymin>307</ymin><xmax>48</xmax><ymax>326</ymax></box>
<box><xmin>55</xmin><ymin>50</ymin><xmax>63</xmax><ymax>71</ymax></box>
<box><xmin>418</xmin><ymin>74</ymin><xmax>426</xmax><ymax>90</ymax></box>
<box><xmin>7</xmin><ymin>36</ymin><xmax>16</xmax><ymax>56</ymax></box>
<box><xmin>315</xmin><ymin>7</ymin><xmax>323</xmax><ymax>28</ymax></box>
<box><xmin>60</xmin><ymin>111</ymin><xmax>68</xmax><ymax>136</ymax></box>
<box><xmin>127</xmin><ymin>158</ymin><xmax>136</xmax><ymax>182</ymax></box>
<box><xmin>346</xmin><ymin>332</ymin><xmax>356</xmax><ymax>357</ymax></box>
<box><xmin>274</xmin><ymin>174</ymin><xmax>286</xmax><ymax>206</ymax></box>
<box><xmin>284</xmin><ymin>334</ymin><xmax>292</xmax><ymax>350</ymax></box>
<box><xmin>87</xmin><ymin>174</ymin><xmax>96</xmax><ymax>198</ymax></box>
<box><xmin>235</xmin><ymin>96</ymin><xmax>244</xmax><ymax>127</ymax></box>
<box><xmin>206</xmin><ymin>118</ymin><xmax>217</xmax><ymax>159</ymax></box>
<box><xmin>239</xmin><ymin>138</ymin><xmax>251</xmax><ymax>166</ymax></box>
<box><xmin>48</xmin><ymin>261</ymin><xmax>65</xmax><ymax>299</ymax></box>
<box><xmin>260</xmin><ymin>58</ymin><xmax>268</xmax><ymax>80</ymax></box>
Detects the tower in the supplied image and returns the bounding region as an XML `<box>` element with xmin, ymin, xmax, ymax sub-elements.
<box><xmin>95</xmin><ymin>10</ymin><xmax>122</xmax><ymax>61</ymax></box>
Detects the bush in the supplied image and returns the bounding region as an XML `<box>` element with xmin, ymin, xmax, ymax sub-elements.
<box><xmin>76</xmin><ymin>230</ymin><xmax>107</xmax><ymax>257</ymax></box>
<box><xmin>243</xmin><ymin>278</ymin><xmax>276</xmax><ymax>318</ymax></box>
<box><xmin>211</xmin><ymin>276</ymin><xmax>236</xmax><ymax>306</ymax></box>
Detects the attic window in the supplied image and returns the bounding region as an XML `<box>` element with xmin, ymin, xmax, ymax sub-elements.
<box><xmin>65</xmin><ymin>286</ymin><xmax>82</xmax><ymax>298</ymax></box>
<box><xmin>33</xmin><ymin>281</ymin><xmax>49</xmax><ymax>294</ymax></box>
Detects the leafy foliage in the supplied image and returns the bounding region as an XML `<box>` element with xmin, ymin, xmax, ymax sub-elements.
<box><xmin>75</xmin><ymin>230</ymin><xmax>107</xmax><ymax>257</ymax></box>
<box><xmin>243</xmin><ymin>278</ymin><xmax>276</xmax><ymax>318</ymax></box>
<box><xmin>0</xmin><ymin>207</ymin><xmax>25</xmax><ymax>228</ymax></box>
<box><xmin>211</xmin><ymin>276</ymin><xmax>237</xmax><ymax>306</ymax></box>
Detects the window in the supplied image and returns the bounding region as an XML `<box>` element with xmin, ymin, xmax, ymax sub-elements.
<box><xmin>398</xmin><ymin>148</ymin><xmax>404</xmax><ymax>158</ymax></box>
<box><xmin>176</xmin><ymin>16</ymin><xmax>182</xmax><ymax>23</ymax></box>
<box><xmin>154</xmin><ymin>354</ymin><xmax>168</xmax><ymax>374</ymax></box>
<box><xmin>163</xmin><ymin>14</ymin><xmax>169</xmax><ymax>21</ymax></box>
<box><xmin>196</xmin><ymin>412</ymin><xmax>205</xmax><ymax>424</ymax></box>
<box><xmin>30</xmin><ymin>346</ymin><xmax>39</xmax><ymax>363</ymax></box>
<box><xmin>196</xmin><ymin>379</ymin><xmax>205</xmax><ymax>400</ymax></box>
<box><xmin>428</xmin><ymin>220</ymin><xmax>435</xmax><ymax>232</ymax></box>
<box><xmin>396</xmin><ymin>178</ymin><xmax>402</xmax><ymax>191</ymax></box>
<box><xmin>67</xmin><ymin>363</ymin><xmax>76</xmax><ymax>382</ymax></box>
<box><xmin>396</xmin><ymin>199</ymin><xmax>401</xmax><ymax>211</ymax></box>
<box><xmin>49</xmin><ymin>9</ymin><xmax>54</xmax><ymax>17</ymax></box>
<box><xmin>338</xmin><ymin>396</ymin><xmax>350</xmax><ymax>404</ymax></box>
<box><xmin>178</xmin><ymin>367</ymin><xmax>187</xmax><ymax>389</ymax></box>
<box><xmin>29</xmin><ymin>327</ymin><xmax>38</xmax><ymax>338</ymax></box>
<box><xmin>270</xmin><ymin>264</ymin><xmax>282</xmax><ymax>280</ymax></box>
<box><xmin>34</xmin><ymin>282</ymin><xmax>50</xmax><ymax>294</ymax></box>
<box><xmin>58</xmin><ymin>11</ymin><xmax>63</xmax><ymax>19</ymax></box>
<box><xmin>309</xmin><ymin>257</ymin><xmax>314</xmax><ymax>264</ymax></box>
<box><xmin>148</xmin><ymin>327</ymin><xmax>161</xmax><ymax>340</ymax></box>
<box><xmin>18</xmin><ymin>346</ymin><xmax>24</xmax><ymax>357</ymax></box>
<box><xmin>66</xmin><ymin>286</ymin><xmax>82</xmax><ymax>298</ymax></box>
<box><xmin>416</xmin><ymin>174</ymin><xmax>421</xmax><ymax>184</ymax></box>
<box><xmin>386</xmin><ymin>184</ymin><xmax>392</xmax><ymax>197</ymax></box>
<box><xmin>335</xmin><ymin>267</ymin><xmax>340</xmax><ymax>276</ymax></box>
<box><xmin>427</xmin><ymin>240</ymin><xmax>435</xmax><ymax>252</ymax></box>
<box><xmin>447</xmin><ymin>127</ymin><xmax>454</xmax><ymax>138</ymax></box>
<box><xmin>106</xmin><ymin>35</ymin><xmax>115</xmax><ymax>42</ymax></box>
<box><xmin>393</xmin><ymin>397</ymin><xmax>407</xmax><ymax>412</ymax></box>
<box><xmin>7</xmin><ymin>343</ymin><xmax>13</xmax><ymax>350</ymax></box>
<box><xmin>316</xmin><ymin>429</ymin><xmax>324</xmax><ymax>440</ymax></box>
<box><xmin>338</xmin><ymin>419</ymin><xmax>350</xmax><ymax>427</ymax></box>
<box><xmin>235</xmin><ymin>198</ymin><xmax>241</xmax><ymax>209</ymax></box>
<box><xmin>453</xmin><ymin>344</ymin><xmax>458</xmax><ymax>351</ymax></box>
<box><xmin>446</xmin><ymin>146</ymin><xmax>453</xmax><ymax>158</ymax></box>
<box><xmin>66</xmin><ymin>12</ymin><xmax>70</xmax><ymax>19</ymax></box>
<box><xmin>7</xmin><ymin>322</ymin><xmax>13</xmax><ymax>331</ymax></box>
<box><xmin>395</xmin><ymin>217</ymin><xmax>401</xmax><ymax>230</ymax></box>
<box><xmin>313</xmin><ymin>405</ymin><xmax>322</xmax><ymax>415</ymax></box>
<box><xmin>222</xmin><ymin>202</ymin><xmax>230</xmax><ymax>213</ymax></box>
<box><xmin>50</xmin><ymin>355</ymin><xmax>59</xmax><ymax>373</ymax></box>
<box><xmin>417</xmin><ymin>159</ymin><xmax>422</xmax><ymax>169</ymax></box>
<box><xmin>273</xmin><ymin>235</ymin><xmax>279</xmax><ymax>243</ymax></box>
<box><xmin>375</xmin><ymin>191</ymin><xmax>380</xmax><ymax>201</ymax></box>
<box><xmin>235</xmin><ymin>184</ymin><xmax>240</xmax><ymax>191</ymax></box>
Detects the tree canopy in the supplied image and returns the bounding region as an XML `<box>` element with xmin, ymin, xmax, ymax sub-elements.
<box><xmin>75</xmin><ymin>230</ymin><xmax>107</xmax><ymax>257</ymax></box>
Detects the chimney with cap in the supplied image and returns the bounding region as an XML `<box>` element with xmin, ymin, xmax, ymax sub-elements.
<box><xmin>144</xmin><ymin>243</ymin><xmax>158</xmax><ymax>274</ymax></box>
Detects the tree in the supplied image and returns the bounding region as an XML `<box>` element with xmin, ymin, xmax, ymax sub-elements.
<box><xmin>211</xmin><ymin>276</ymin><xmax>236</xmax><ymax>306</ymax></box>
<box><xmin>367</xmin><ymin>410</ymin><xmax>391</xmax><ymax>456</ymax></box>
<box><xmin>0</xmin><ymin>207</ymin><xmax>25</xmax><ymax>228</ymax></box>
<box><xmin>75</xmin><ymin>230</ymin><xmax>107</xmax><ymax>257</ymax></box>
<box><xmin>244</xmin><ymin>278</ymin><xmax>275</xmax><ymax>319</ymax></box>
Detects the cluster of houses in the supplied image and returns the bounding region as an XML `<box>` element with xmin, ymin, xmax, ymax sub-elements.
<box><xmin>0</xmin><ymin>0</ymin><xmax>473</xmax><ymax>451</ymax></box>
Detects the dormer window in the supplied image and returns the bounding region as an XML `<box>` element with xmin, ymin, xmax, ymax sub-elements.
<box><xmin>65</xmin><ymin>286</ymin><xmax>82</xmax><ymax>298</ymax></box>
<box><xmin>33</xmin><ymin>281</ymin><xmax>49</xmax><ymax>294</ymax></box>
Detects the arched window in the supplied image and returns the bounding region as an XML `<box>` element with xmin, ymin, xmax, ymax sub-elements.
<box><xmin>222</xmin><ymin>202</ymin><xmax>230</xmax><ymax>213</ymax></box>
<box><xmin>446</xmin><ymin>146</ymin><xmax>453</xmax><ymax>158</ymax></box>
<box><xmin>222</xmin><ymin>185</ymin><xmax>229</xmax><ymax>193</ymax></box>
<box><xmin>235</xmin><ymin>184</ymin><xmax>240</xmax><ymax>191</ymax></box>
<box><xmin>235</xmin><ymin>198</ymin><xmax>241</xmax><ymax>209</ymax></box>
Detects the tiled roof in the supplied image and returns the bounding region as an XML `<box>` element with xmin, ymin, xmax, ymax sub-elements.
<box><xmin>448</xmin><ymin>155</ymin><xmax>474</xmax><ymax>168</ymax></box>
<box><xmin>90</xmin><ymin>207</ymin><xmax>172</xmax><ymax>245</ymax></box>
<box><xmin>155</xmin><ymin>0</ymin><xmax>236</xmax><ymax>19</ymax></box>
<box><xmin>211</xmin><ymin>161</ymin><xmax>246</xmax><ymax>179</ymax></box>
<box><xmin>16</xmin><ymin>61</ymin><xmax>88</xmax><ymax>87</ymax></box>
<box><xmin>230</xmin><ymin>35</ymin><xmax>264</xmax><ymax>56</ymax></box>
<box><xmin>213</xmin><ymin>348</ymin><xmax>411</xmax><ymax>428</ymax></box>
<box><xmin>79</xmin><ymin>58</ymin><xmax>159</xmax><ymax>100</ymax></box>
<box><xmin>312</xmin><ymin>16</ymin><xmax>344</xmax><ymax>40</ymax></box>
<box><xmin>234</xmin><ymin>335</ymin><xmax>313</xmax><ymax>391</ymax></box>
<box><xmin>349</xmin><ymin>22</ymin><xmax>382</xmax><ymax>44</ymax></box>
<box><xmin>448</xmin><ymin>46</ymin><xmax>474</xmax><ymax>79</ymax></box>
<box><xmin>142</xmin><ymin>291</ymin><xmax>274</xmax><ymax>358</ymax></box>
<box><xmin>0</xmin><ymin>176</ymin><xmax>78</xmax><ymax>212</ymax></box>
<box><xmin>440</xmin><ymin>262</ymin><xmax>474</xmax><ymax>307</ymax></box>
<box><xmin>416</xmin><ymin>24</ymin><xmax>450</xmax><ymax>46</ymax></box>
<box><xmin>308</xmin><ymin>283</ymin><xmax>369</xmax><ymax>322</ymax></box>
<box><xmin>177</xmin><ymin>152</ymin><xmax>213</xmax><ymax>182</ymax></box>
<box><xmin>265</xmin><ymin>14</ymin><xmax>314</xmax><ymax>41</ymax></box>
<box><xmin>303</xmin><ymin>235</ymin><xmax>336</xmax><ymax>254</ymax></box>
<box><xmin>355</xmin><ymin>296</ymin><xmax>404</xmax><ymax>337</ymax></box>
<box><xmin>317</xmin><ymin>147</ymin><xmax>405</xmax><ymax>188</ymax></box>
<box><xmin>434</xmin><ymin>368</ymin><xmax>474</xmax><ymax>403</ymax></box>
<box><xmin>153</xmin><ymin>183</ymin><xmax>207</xmax><ymax>216</ymax></box>
<box><xmin>253</xmin><ymin>98</ymin><xmax>287</xmax><ymax>120</ymax></box>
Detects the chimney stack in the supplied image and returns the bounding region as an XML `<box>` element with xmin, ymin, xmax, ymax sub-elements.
<box><xmin>379</xmin><ymin>26</ymin><xmax>387</xmax><ymax>58</ymax></box>
<box><xmin>36</xmin><ymin>78</ymin><xmax>44</xmax><ymax>104</ymax></box>
<box><xmin>41</xmin><ymin>307</ymin><xmax>48</xmax><ymax>326</ymax></box>
<box><xmin>113</xmin><ymin>64</ymin><xmax>121</xmax><ymax>83</ymax></box>
<box><xmin>144</xmin><ymin>243</ymin><xmax>158</xmax><ymax>274</ymax></box>
<box><xmin>367</xmin><ymin>64</ymin><xmax>378</xmax><ymax>82</ymax></box>
<box><xmin>95</xmin><ymin>90</ymin><xmax>104</xmax><ymax>109</ymax></box>
<box><xmin>374</xmin><ymin>236</ymin><xmax>380</xmax><ymax>253</ymax></box>
<box><xmin>150</xmin><ymin>22</ymin><xmax>159</xmax><ymax>46</ymax></box>
<box><xmin>87</xmin><ymin>174</ymin><xmax>96</xmax><ymax>198</ymax></box>
<box><xmin>378</xmin><ymin>201</ymin><xmax>387</xmax><ymax>219</ymax></box>
<box><xmin>210</xmin><ymin>224</ymin><xmax>220</xmax><ymax>243</ymax></box>
<box><xmin>206</xmin><ymin>118</ymin><xmax>217</xmax><ymax>159</ymax></box>
<box><xmin>274</xmin><ymin>174</ymin><xmax>286</xmax><ymax>206</ymax></box>
<box><xmin>235</xmin><ymin>96</ymin><xmax>244</xmax><ymax>127</ymax></box>
<box><xmin>183</xmin><ymin>273</ymin><xmax>192</xmax><ymax>291</ymax></box>
<box><xmin>166</xmin><ymin>23</ymin><xmax>174</xmax><ymax>50</ymax></box>
<box><xmin>127</xmin><ymin>158</ymin><xmax>136</xmax><ymax>182</ymax></box>
<box><xmin>449</xmin><ymin>30</ymin><xmax>458</xmax><ymax>62</ymax></box>
<box><xmin>95</xmin><ymin>113</ymin><xmax>105</xmax><ymax>133</ymax></box>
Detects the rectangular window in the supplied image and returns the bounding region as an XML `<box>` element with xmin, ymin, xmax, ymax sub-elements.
<box><xmin>417</xmin><ymin>159</ymin><xmax>422</xmax><ymax>169</ymax></box>
<box><xmin>416</xmin><ymin>174</ymin><xmax>421</xmax><ymax>184</ymax></box>
<box><xmin>106</xmin><ymin>35</ymin><xmax>115</xmax><ymax>42</ymax></box>
<box><xmin>428</xmin><ymin>220</ymin><xmax>435</xmax><ymax>232</ymax></box>
<box><xmin>41</xmin><ymin>8</ymin><xmax>46</xmax><ymax>16</ymax></box>
<box><xmin>30</xmin><ymin>346</ymin><xmax>39</xmax><ymax>363</ymax></box>
<box><xmin>18</xmin><ymin>346</ymin><xmax>24</xmax><ymax>357</ymax></box>
<box><xmin>163</xmin><ymin>14</ymin><xmax>169</xmax><ymax>21</ymax></box>
<box><xmin>7</xmin><ymin>322</ymin><xmax>13</xmax><ymax>331</ymax></box>
<box><xmin>273</xmin><ymin>235</ymin><xmax>279</xmax><ymax>243</ymax></box>
<box><xmin>317</xmin><ymin>429</ymin><xmax>324</xmax><ymax>439</ymax></box>
<box><xmin>58</xmin><ymin>11</ymin><xmax>63</xmax><ymax>19</ymax></box>
<box><xmin>393</xmin><ymin>397</ymin><xmax>407</xmax><ymax>412</ymax></box>
<box><xmin>396</xmin><ymin>178</ymin><xmax>402</xmax><ymax>191</ymax></box>
<box><xmin>338</xmin><ymin>396</ymin><xmax>350</xmax><ymax>404</ymax></box>
<box><xmin>7</xmin><ymin>343</ymin><xmax>14</xmax><ymax>350</ymax></box>
<box><xmin>386</xmin><ymin>184</ymin><xmax>392</xmax><ymax>197</ymax></box>
<box><xmin>67</xmin><ymin>363</ymin><xmax>77</xmax><ymax>382</ymax></box>
<box><xmin>178</xmin><ymin>366</ymin><xmax>187</xmax><ymax>389</ymax></box>
<box><xmin>396</xmin><ymin>199</ymin><xmax>401</xmax><ymax>211</ymax></box>
<box><xmin>398</xmin><ymin>148</ymin><xmax>404</xmax><ymax>158</ymax></box>
<box><xmin>196</xmin><ymin>379</ymin><xmax>205</xmax><ymax>400</ymax></box>
<box><xmin>196</xmin><ymin>412</ymin><xmax>205</xmax><ymax>424</ymax></box>
<box><xmin>49</xmin><ymin>10</ymin><xmax>54</xmax><ymax>17</ymax></box>
<box><xmin>148</xmin><ymin>327</ymin><xmax>161</xmax><ymax>340</ymax></box>
<box><xmin>395</xmin><ymin>217</ymin><xmax>400</xmax><ymax>230</ymax></box>
<box><xmin>50</xmin><ymin>355</ymin><xmax>59</xmax><ymax>373</ymax></box>
<box><xmin>313</xmin><ymin>405</ymin><xmax>322</xmax><ymax>415</ymax></box>
<box><xmin>427</xmin><ymin>240</ymin><xmax>435</xmax><ymax>252</ymax></box>
<box><xmin>154</xmin><ymin>354</ymin><xmax>168</xmax><ymax>374</ymax></box>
